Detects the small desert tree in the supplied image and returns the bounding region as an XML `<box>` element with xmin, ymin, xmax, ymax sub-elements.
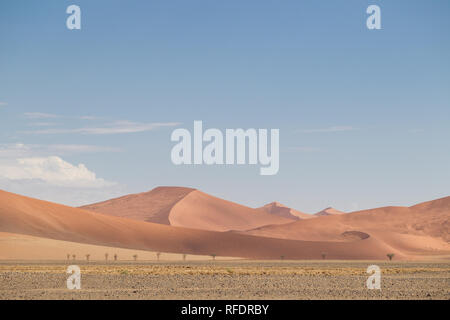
<box><xmin>105</xmin><ymin>253</ymin><xmax>109</xmax><ymax>261</ymax></box>
<box><xmin>182</xmin><ymin>254</ymin><xmax>187</xmax><ymax>261</ymax></box>
<box><xmin>156</xmin><ymin>252</ymin><xmax>161</xmax><ymax>261</ymax></box>
<box><xmin>133</xmin><ymin>254</ymin><xmax>138</xmax><ymax>262</ymax></box>
<box><xmin>114</xmin><ymin>254</ymin><xmax>118</xmax><ymax>261</ymax></box>
<box><xmin>86</xmin><ymin>254</ymin><xmax>90</xmax><ymax>262</ymax></box>
<box><xmin>321</xmin><ymin>252</ymin><xmax>327</xmax><ymax>260</ymax></box>
<box><xmin>72</xmin><ymin>254</ymin><xmax>76</xmax><ymax>261</ymax></box>
<box><xmin>67</xmin><ymin>254</ymin><xmax>70</xmax><ymax>261</ymax></box>
<box><xmin>387</xmin><ymin>253</ymin><xmax>395</xmax><ymax>261</ymax></box>
<box><xmin>211</xmin><ymin>254</ymin><xmax>217</xmax><ymax>261</ymax></box>
<box><xmin>280</xmin><ymin>255</ymin><xmax>285</xmax><ymax>261</ymax></box>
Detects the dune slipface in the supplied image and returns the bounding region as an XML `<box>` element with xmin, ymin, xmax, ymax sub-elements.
<box><xmin>0</xmin><ymin>189</ymin><xmax>430</xmax><ymax>260</ymax></box>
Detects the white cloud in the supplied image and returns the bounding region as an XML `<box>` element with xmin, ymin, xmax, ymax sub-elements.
<box><xmin>26</xmin><ymin>121</ymin><xmax>181</xmax><ymax>135</ymax></box>
<box><xmin>299</xmin><ymin>126</ymin><xmax>356</xmax><ymax>133</ymax></box>
<box><xmin>0</xmin><ymin>156</ymin><xmax>115</xmax><ymax>188</ymax></box>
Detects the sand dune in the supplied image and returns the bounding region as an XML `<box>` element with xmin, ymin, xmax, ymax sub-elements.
<box><xmin>82</xmin><ymin>187</ymin><xmax>293</xmax><ymax>232</ymax></box>
<box><xmin>257</xmin><ymin>202</ymin><xmax>314</xmax><ymax>220</ymax></box>
<box><xmin>0</xmin><ymin>189</ymin><xmax>418</xmax><ymax>260</ymax></box>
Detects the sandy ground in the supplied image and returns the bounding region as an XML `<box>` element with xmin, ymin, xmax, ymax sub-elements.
<box><xmin>0</xmin><ymin>260</ymin><xmax>448</xmax><ymax>300</ymax></box>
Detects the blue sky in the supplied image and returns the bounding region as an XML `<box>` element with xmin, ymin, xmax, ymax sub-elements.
<box><xmin>0</xmin><ymin>0</ymin><xmax>449</xmax><ymax>212</ymax></box>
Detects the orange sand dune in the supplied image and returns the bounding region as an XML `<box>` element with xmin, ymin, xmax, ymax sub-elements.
<box><xmin>0</xmin><ymin>189</ymin><xmax>415</xmax><ymax>260</ymax></box>
<box><xmin>257</xmin><ymin>202</ymin><xmax>314</xmax><ymax>220</ymax></box>
<box><xmin>82</xmin><ymin>187</ymin><xmax>294</xmax><ymax>232</ymax></box>
<box><xmin>242</xmin><ymin>196</ymin><xmax>450</xmax><ymax>257</ymax></box>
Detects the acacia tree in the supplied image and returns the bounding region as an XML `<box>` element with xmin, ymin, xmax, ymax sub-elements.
<box><xmin>86</xmin><ymin>254</ymin><xmax>90</xmax><ymax>262</ymax></box>
<box><xmin>182</xmin><ymin>254</ymin><xmax>187</xmax><ymax>261</ymax></box>
<box><xmin>156</xmin><ymin>252</ymin><xmax>161</xmax><ymax>261</ymax></box>
<box><xmin>133</xmin><ymin>254</ymin><xmax>138</xmax><ymax>262</ymax></box>
<box><xmin>387</xmin><ymin>253</ymin><xmax>395</xmax><ymax>261</ymax></box>
<box><xmin>105</xmin><ymin>253</ymin><xmax>109</xmax><ymax>261</ymax></box>
<box><xmin>114</xmin><ymin>254</ymin><xmax>118</xmax><ymax>261</ymax></box>
<box><xmin>211</xmin><ymin>254</ymin><xmax>217</xmax><ymax>261</ymax></box>
<box><xmin>321</xmin><ymin>252</ymin><xmax>327</xmax><ymax>260</ymax></box>
<box><xmin>72</xmin><ymin>254</ymin><xmax>76</xmax><ymax>261</ymax></box>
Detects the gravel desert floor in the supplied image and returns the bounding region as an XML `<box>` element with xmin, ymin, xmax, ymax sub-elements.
<box><xmin>0</xmin><ymin>260</ymin><xmax>449</xmax><ymax>300</ymax></box>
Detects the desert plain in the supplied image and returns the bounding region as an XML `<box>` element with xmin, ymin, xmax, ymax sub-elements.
<box><xmin>0</xmin><ymin>260</ymin><xmax>449</xmax><ymax>300</ymax></box>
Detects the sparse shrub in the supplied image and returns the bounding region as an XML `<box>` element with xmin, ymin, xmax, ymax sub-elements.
<box><xmin>182</xmin><ymin>254</ymin><xmax>187</xmax><ymax>261</ymax></box>
<box><xmin>133</xmin><ymin>254</ymin><xmax>138</xmax><ymax>261</ymax></box>
<box><xmin>211</xmin><ymin>254</ymin><xmax>217</xmax><ymax>261</ymax></box>
<box><xmin>321</xmin><ymin>252</ymin><xmax>327</xmax><ymax>260</ymax></box>
<box><xmin>86</xmin><ymin>254</ymin><xmax>90</xmax><ymax>262</ymax></box>
<box><xmin>105</xmin><ymin>253</ymin><xmax>109</xmax><ymax>261</ymax></box>
<box><xmin>387</xmin><ymin>253</ymin><xmax>395</xmax><ymax>261</ymax></box>
<box><xmin>114</xmin><ymin>254</ymin><xmax>118</xmax><ymax>261</ymax></box>
<box><xmin>72</xmin><ymin>254</ymin><xmax>76</xmax><ymax>261</ymax></box>
<box><xmin>156</xmin><ymin>252</ymin><xmax>161</xmax><ymax>261</ymax></box>
<box><xmin>280</xmin><ymin>255</ymin><xmax>285</xmax><ymax>260</ymax></box>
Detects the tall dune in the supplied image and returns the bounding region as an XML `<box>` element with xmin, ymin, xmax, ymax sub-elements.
<box><xmin>82</xmin><ymin>187</ymin><xmax>294</xmax><ymax>232</ymax></box>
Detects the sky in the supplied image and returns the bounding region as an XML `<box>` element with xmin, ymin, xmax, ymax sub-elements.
<box><xmin>0</xmin><ymin>0</ymin><xmax>449</xmax><ymax>212</ymax></box>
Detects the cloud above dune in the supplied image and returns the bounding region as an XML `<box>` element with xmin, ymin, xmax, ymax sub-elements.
<box><xmin>0</xmin><ymin>152</ymin><xmax>125</xmax><ymax>206</ymax></box>
<box><xmin>0</xmin><ymin>156</ymin><xmax>115</xmax><ymax>188</ymax></box>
